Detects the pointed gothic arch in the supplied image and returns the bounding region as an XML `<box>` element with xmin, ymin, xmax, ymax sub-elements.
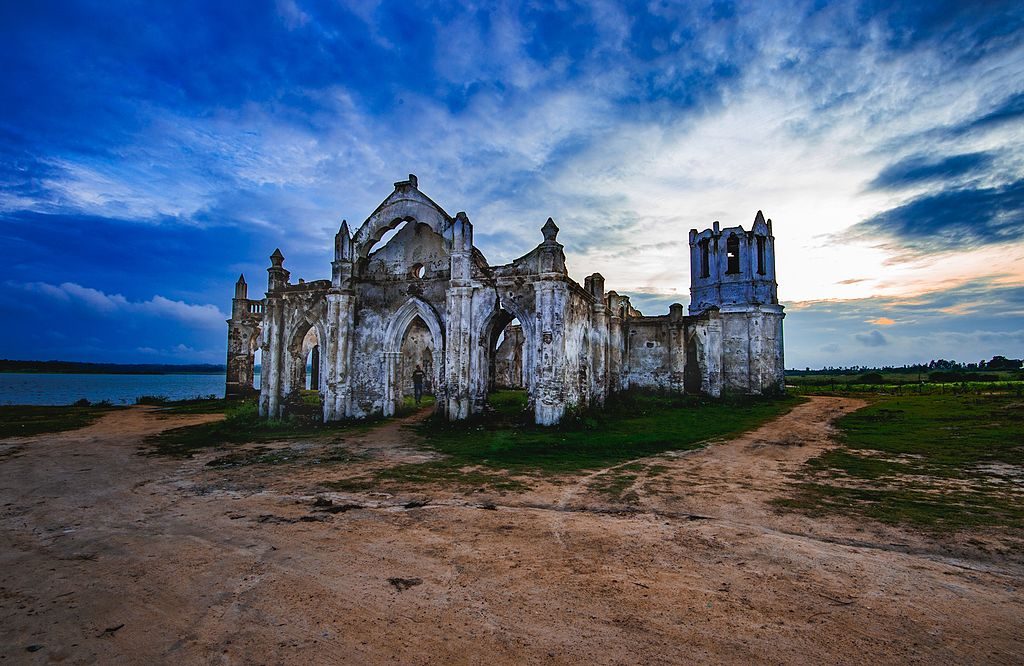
<box><xmin>381</xmin><ymin>297</ymin><xmax>445</xmax><ymax>416</ymax></box>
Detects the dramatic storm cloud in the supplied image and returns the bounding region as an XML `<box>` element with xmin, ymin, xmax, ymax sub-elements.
<box><xmin>1</xmin><ymin>0</ymin><xmax>1022</xmax><ymax>365</ymax></box>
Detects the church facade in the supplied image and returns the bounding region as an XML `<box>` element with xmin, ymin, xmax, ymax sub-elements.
<box><xmin>225</xmin><ymin>175</ymin><xmax>785</xmax><ymax>425</ymax></box>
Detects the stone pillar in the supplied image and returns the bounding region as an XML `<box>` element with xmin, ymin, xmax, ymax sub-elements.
<box><xmin>323</xmin><ymin>290</ymin><xmax>355</xmax><ymax>421</ymax></box>
<box><xmin>534</xmin><ymin>280</ymin><xmax>568</xmax><ymax>426</ymax></box>
<box><xmin>668</xmin><ymin>303</ymin><xmax>686</xmax><ymax>393</ymax></box>
<box><xmin>445</xmin><ymin>212</ymin><xmax>474</xmax><ymax>421</ymax></box>
<box><xmin>445</xmin><ymin>286</ymin><xmax>473</xmax><ymax>420</ymax></box>
<box><xmin>382</xmin><ymin>351</ymin><xmax>401</xmax><ymax>416</ymax></box>
<box><xmin>607</xmin><ymin>306</ymin><xmax>623</xmax><ymax>394</ymax></box>
<box><xmin>703</xmin><ymin>311</ymin><xmax>723</xmax><ymax>398</ymax></box>
<box><xmin>260</xmin><ymin>297</ymin><xmax>285</xmax><ymax>418</ymax></box>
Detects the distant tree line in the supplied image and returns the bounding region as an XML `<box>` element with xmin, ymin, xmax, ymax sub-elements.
<box><xmin>786</xmin><ymin>355</ymin><xmax>1024</xmax><ymax>387</ymax></box>
<box><xmin>788</xmin><ymin>355</ymin><xmax>1022</xmax><ymax>376</ymax></box>
<box><xmin>0</xmin><ymin>359</ymin><xmax>226</xmax><ymax>375</ymax></box>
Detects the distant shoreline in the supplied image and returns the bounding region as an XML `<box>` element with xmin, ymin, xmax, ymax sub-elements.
<box><xmin>0</xmin><ymin>360</ymin><xmax>229</xmax><ymax>376</ymax></box>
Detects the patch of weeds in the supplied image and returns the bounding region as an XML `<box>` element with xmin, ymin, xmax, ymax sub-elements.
<box><xmin>136</xmin><ymin>395</ymin><xmax>171</xmax><ymax>405</ymax></box>
<box><xmin>320</xmin><ymin>476</ymin><xmax>378</xmax><ymax>492</ymax></box>
<box><xmin>0</xmin><ymin>403</ymin><xmax>122</xmax><ymax>438</ymax></box>
<box><xmin>156</xmin><ymin>396</ymin><xmax>229</xmax><ymax>414</ymax></box>
<box><xmin>308</xmin><ymin>445</ymin><xmax>365</xmax><ymax>465</ymax></box>
<box><xmin>145</xmin><ymin>399</ymin><xmax>372</xmax><ymax>457</ymax></box>
<box><xmin>591</xmin><ymin>473</ymin><xmax>639</xmax><ymax>501</ymax></box>
<box><xmin>206</xmin><ymin>446</ymin><xmax>298</xmax><ymax>468</ymax></box>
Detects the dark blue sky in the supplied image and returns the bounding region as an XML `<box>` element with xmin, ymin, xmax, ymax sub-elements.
<box><xmin>2</xmin><ymin>0</ymin><xmax>1022</xmax><ymax>366</ymax></box>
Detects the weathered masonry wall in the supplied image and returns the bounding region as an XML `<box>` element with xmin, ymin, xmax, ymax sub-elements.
<box><xmin>225</xmin><ymin>174</ymin><xmax>785</xmax><ymax>425</ymax></box>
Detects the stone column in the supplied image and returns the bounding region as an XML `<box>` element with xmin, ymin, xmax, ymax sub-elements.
<box><xmin>668</xmin><ymin>303</ymin><xmax>686</xmax><ymax>394</ymax></box>
<box><xmin>324</xmin><ymin>290</ymin><xmax>355</xmax><ymax>421</ymax></box>
<box><xmin>703</xmin><ymin>311</ymin><xmax>723</xmax><ymax>398</ymax></box>
<box><xmin>445</xmin><ymin>285</ymin><xmax>473</xmax><ymax>420</ymax></box>
<box><xmin>534</xmin><ymin>280</ymin><xmax>568</xmax><ymax>426</ymax></box>
<box><xmin>382</xmin><ymin>351</ymin><xmax>401</xmax><ymax>416</ymax></box>
<box><xmin>260</xmin><ymin>297</ymin><xmax>285</xmax><ymax>418</ymax></box>
<box><xmin>445</xmin><ymin>212</ymin><xmax>474</xmax><ymax>421</ymax></box>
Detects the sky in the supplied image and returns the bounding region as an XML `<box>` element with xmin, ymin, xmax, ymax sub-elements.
<box><xmin>1</xmin><ymin>0</ymin><xmax>1022</xmax><ymax>369</ymax></box>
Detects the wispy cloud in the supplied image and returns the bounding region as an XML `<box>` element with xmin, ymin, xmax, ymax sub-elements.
<box><xmin>22</xmin><ymin>282</ymin><xmax>227</xmax><ymax>330</ymax></box>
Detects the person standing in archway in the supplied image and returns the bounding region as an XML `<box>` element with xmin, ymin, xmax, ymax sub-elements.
<box><xmin>412</xmin><ymin>364</ymin><xmax>425</xmax><ymax>405</ymax></box>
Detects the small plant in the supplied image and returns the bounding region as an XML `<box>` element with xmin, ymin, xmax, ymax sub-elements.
<box><xmin>136</xmin><ymin>395</ymin><xmax>170</xmax><ymax>405</ymax></box>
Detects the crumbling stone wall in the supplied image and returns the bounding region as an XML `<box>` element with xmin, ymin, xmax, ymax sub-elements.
<box><xmin>226</xmin><ymin>175</ymin><xmax>785</xmax><ymax>425</ymax></box>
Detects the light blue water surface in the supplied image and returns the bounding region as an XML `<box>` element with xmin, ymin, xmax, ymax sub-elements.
<box><xmin>0</xmin><ymin>372</ymin><xmax>261</xmax><ymax>406</ymax></box>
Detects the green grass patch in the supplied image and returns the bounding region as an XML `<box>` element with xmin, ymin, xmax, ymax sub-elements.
<box><xmin>397</xmin><ymin>394</ymin><xmax>436</xmax><ymax>416</ymax></box>
<box><xmin>319</xmin><ymin>390</ymin><xmax>803</xmax><ymax>494</ymax></box>
<box><xmin>0</xmin><ymin>402</ymin><xmax>122</xmax><ymax>438</ymax></box>
<box><xmin>777</xmin><ymin>393</ymin><xmax>1024</xmax><ymax>531</ymax></box>
<box><xmin>788</xmin><ymin>377</ymin><xmax>1024</xmax><ymax>398</ymax></box>
<box><xmin>146</xmin><ymin>399</ymin><xmax>373</xmax><ymax>457</ymax></box>
<box><xmin>415</xmin><ymin>390</ymin><xmax>804</xmax><ymax>474</ymax></box>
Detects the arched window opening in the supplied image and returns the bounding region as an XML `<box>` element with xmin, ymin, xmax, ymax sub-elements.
<box><xmin>369</xmin><ymin>219</ymin><xmax>410</xmax><ymax>256</ymax></box>
<box><xmin>297</xmin><ymin>327</ymin><xmax>323</xmax><ymax>407</ymax></box>
<box><xmin>700</xmin><ymin>239</ymin><xmax>710</xmax><ymax>278</ymax></box>
<box><xmin>253</xmin><ymin>347</ymin><xmax>262</xmax><ymax>390</ymax></box>
<box><xmin>726</xmin><ymin>234</ymin><xmax>740</xmax><ymax>274</ymax></box>
<box><xmin>492</xmin><ymin>316</ymin><xmax>525</xmax><ymax>391</ymax></box>
<box><xmin>756</xmin><ymin>236</ymin><xmax>766</xmax><ymax>275</ymax></box>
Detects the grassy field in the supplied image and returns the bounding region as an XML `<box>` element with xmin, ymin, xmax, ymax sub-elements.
<box><xmin>776</xmin><ymin>392</ymin><xmax>1024</xmax><ymax>532</ymax></box>
<box><xmin>0</xmin><ymin>403</ymin><xmax>122</xmax><ymax>438</ymax></box>
<box><xmin>324</xmin><ymin>390</ymin><xmax>804</xmax><ymax>493</ymax></box>
<box><xmin>786</xmin><ymin>369</ymin><xmax>1024</xmax><ymax>397</ymax></box>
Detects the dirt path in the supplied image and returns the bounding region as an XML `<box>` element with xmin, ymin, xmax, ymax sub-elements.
<box><xmin>1</xmin><ymin>398</ymin><xmax>1022</xmax><ymax>664</ymax></box>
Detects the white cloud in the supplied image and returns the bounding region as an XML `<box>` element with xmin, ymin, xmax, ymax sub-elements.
<box><xmin>23</xmin><ymin>282</ymin><xmax>227</xmax><ymax>329</ymax></box>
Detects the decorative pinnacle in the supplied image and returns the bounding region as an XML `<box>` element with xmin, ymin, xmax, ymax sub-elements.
<box><xmin>541</xmin><ymin>217</ymin><xmax>559</xmax><ymax>242</ymax></box>
<box><xmin>270</xmin><ymin>248</ymin><xmax>285</xmax><ymax>267</ymax></box>
<box><xmin>754</xmin><ymin>210</ymin><xmax>766</xmax><ymax>226</ymax></box>
<box><xmin>236</xmin><ymin>273</ymin><xmax>246</xmax><ymax>285</ymax></box>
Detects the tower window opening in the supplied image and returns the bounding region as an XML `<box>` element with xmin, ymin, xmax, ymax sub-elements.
<box><xmin>700</xmin><ymin>239</ymin><xmax>710</xmax><ymax>278</ymax></box>
<box><xmin>756</xmin><ymin>236</ymin><xmax>766</xmax><ymax>275</ymax></box>
<box><xmin>726</xmin><ymin>234</ymin><xmax>740</xmax><ymax>274</ymax></box>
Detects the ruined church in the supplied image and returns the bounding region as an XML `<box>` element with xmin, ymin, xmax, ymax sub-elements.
<box><xmin>226</xmin><ymin>175</ymin><xmax>785</xmax><ymax>425</ymax></box>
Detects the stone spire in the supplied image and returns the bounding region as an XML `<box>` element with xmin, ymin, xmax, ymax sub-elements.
<box><xmin>541</xmin><ymin>217</ymin><xmax>559</xmax><ymax>243</ymax></box>
<box><xmin>234</xmin><ymin>273</ymin><xmax>247</xmax><ymax>299</ymax></box>
<box><xmin>268</xmin><ymin>248</ymin><xmax>289</xmax><ymax>291</ymax></box>
<box><xmin>335</xmin><ymin>220</ymin><xmax>353</xmax><ymax>262</ymax></box>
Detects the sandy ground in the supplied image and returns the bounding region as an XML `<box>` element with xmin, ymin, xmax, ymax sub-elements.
<box><xmin>1</xmin><ymin>396</ymin><xmax>1022</xmax><ymax>665</ymax></box>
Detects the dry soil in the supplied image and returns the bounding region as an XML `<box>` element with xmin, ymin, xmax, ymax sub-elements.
<box><xmin>1</xmin><ymin>396</ymin><xmax>1022</xmax><ymax>664</ymax></box>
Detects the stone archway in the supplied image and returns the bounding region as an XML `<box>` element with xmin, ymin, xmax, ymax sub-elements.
<box><xmin>475</xmin><ymin>294</ymin><xmax>538</xmax><ymax>412</ymax></box>
<box><xmin>284</xmin><ymin>315</ymin><xmax>328</xmax><ymax>402</ymax></box>
<box><xmin>381</xmin><ymin>297</ymin><xmax>445</xmax><ymax>416</ymax></box>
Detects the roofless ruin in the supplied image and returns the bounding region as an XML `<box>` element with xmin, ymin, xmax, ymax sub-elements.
<box><xmin>226</xmin><ymin>175</ymin><xmax>784</xmax><ymax>425</ymax></box>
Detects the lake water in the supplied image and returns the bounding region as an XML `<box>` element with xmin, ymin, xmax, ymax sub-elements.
<box><xmin>0</xmin><ymin>372</ymin><xmax>261</xmax><ymax>406</ymax></box>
